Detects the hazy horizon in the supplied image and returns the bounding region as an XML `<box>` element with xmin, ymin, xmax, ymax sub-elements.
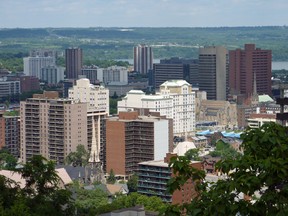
<box><xmin>0</xmin><ymin>0</ymin><xmax>287</xmax><ymax>28</ymax></box>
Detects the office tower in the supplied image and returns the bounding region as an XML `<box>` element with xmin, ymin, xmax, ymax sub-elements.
<box><xmin>229</xmin><ymin>44</ymin><xmax>272</xmax><ymax>96</ymax></box>
<box><xmin>65</xmin><ymin>48</ymin><xmax>83</xmax><ymax>79</ymax></box>
<box><xmin>81</xmin><ymin>66</ymin><xmax>100</xmax><ymax>84</ymax></box>
<box><xmin>7</xmin><ymin>75</ymin><xmax>40</xmax><ymax>93</ymax></box>
<box><xmin>20</xmin><ymin>92</ymin><xmax>87</xmax><ymax>164</ymax></box>
<box><xmin>23</xmin><ymin>56</ymin><xmax>55</xmax><ymax>78</ymax></box>
<box><xmin>0</xmin><ymin>78</ymin><xmax>20</xmax><ymax>97</ymax></box>
<box><xmin>68</xmin><ymin>78</ymin><xmax>109</xmax><ymax>168</ymax></box>
<box><xmin>138</xmin><ymin>153</ymin><xmax>202</xmax><ymax>204</ymax></box>
<box><xmin>118</xmin><ymin>80</ymin><xmax>195</xmax><ymax>136</ymax></box>
<box><xmin>105</xmin><ymin>111</ymin><xmax>173</xmax><ymax>177</ymax></box>
<box><xmin>133</xmin><ymin>44</ymin><xmax>153</xmax><ymax>74</ymax></box>
<box><xmin>0</xmin><ymin>114</ymin><xmax>20</xmax><ymax>158</ymax></box>
<box><xmin>198</xmin><ymin>46</ymin><xmax>228</xmax><ymax>100</ymax></box>
<box><xmin>41</xmin><ymin>65</ymin><xmax>65</xmax><ymax>84</ymax></box>
<box><xmin>152</xmin><ymin>57</ymin><xmax>198</xmax><ymax>89</ymax></box>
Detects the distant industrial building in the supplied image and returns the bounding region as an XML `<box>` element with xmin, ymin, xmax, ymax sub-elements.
<box><xmin>152</xmin><ymin>57</ymin><xmax>198</xmax><ymax>89</ymax></box>
<box><xmin>229</xmin><ymin>44</ymin><xmax>272</xmax><ymax>97</ymax></box>
<box><xmin>134</xmin><ymin>44</ymin><xmax>153</xmax><ymax>74</ymax></box>
<box><xmin>198</xmin><ymin>46</ymin><xmax>228</xmax><ymax>100</ymax></box>
<box><xmin>105</xmin><ymin>111</ymin><xmax>173</xmax><ymax>178</ymax></box>
<box><xmin>65</xmin><ymin>48</ymin><xmax>83</xmax><ymax>79</ymax></box>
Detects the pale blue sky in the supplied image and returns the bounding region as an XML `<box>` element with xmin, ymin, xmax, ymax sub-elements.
<box><xmin>0</xmin><ymin>0</ymin><xmax>287</xmax><ymax>28</ymax></box>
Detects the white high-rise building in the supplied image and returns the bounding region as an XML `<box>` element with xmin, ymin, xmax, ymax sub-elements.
<box><xmin>68</xmin><ymin>78</ymin><xmax>109</xmax><ymax>114</ymax></box>
<box><xmin>68</xmin><ymin>78</ymin><xmax>110</xmax><ymax>166</ymax></box>
<box><xmin>102</xmin><ymin>66</ymin><xmax>128</xmax><ymax>85</ymax></box>
<box><xmin>23</xmin><ymin>56</ymin><xmax>55</xmax><ymax>78</ymax></box>
<box><xmin>41</xmin><ymin>65</ymin><xmax>65</xmax><ymax>84</ymax></box>
<box><xmin>118</xmin><ymin>80</ymin><xmax>195</xmax><ymax>136</ymax></box>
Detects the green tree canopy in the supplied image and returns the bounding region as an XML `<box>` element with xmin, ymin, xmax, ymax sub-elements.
<box><xmin>107</xmin><ymin>169</ymin><xmax>116</xmax><ymax>184</ymax></box>
<box><xmin>166</xmin><ymin>122</ymin><xmax>288</xmax><ymax>215</ymax></box>
<box><xmin>127</xmin><ymin>174</ymin><xmax>138</xmax><ymax>193</ymax></box>
<box><xmin>65</xmin><ymin>144</ymin><xmax>90</xmax><ymax>167</ymax></box>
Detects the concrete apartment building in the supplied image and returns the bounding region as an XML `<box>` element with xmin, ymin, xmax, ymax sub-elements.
<box><xmin>134</xmin><ymin>44</ymin><xmax>153</xmax><ymax>74</ymax></box>
<box><xmin>68</xmin><ymin>78</ymin><xmax>109</xmax><ymax>166</ymax></box>
<box><xmin>229</xmin><ymin>44</ymin><xmax>272</xmax><ymax>96</ymax></box>
<box><xmin>41</xmin><ymin>65</ymin><xmax>65</xmax><ymax>84</ymax></box>
<box><xmin>65</xmin><ymin>48</ymin><xmax>83</xmax><ymax>79</ymax></box>
<box><xmin>138</xmin><ymin>153</ymin><xmax>202</xmax><ymax>204</ymax></box>
<box><xmin>152</xmin><ymin>57</ymin><xmax>198</xmax><ymax>90</ymax></box>
<box><xmin>0</xmin><ymin>114</ymin><xmax>20</xmax><ymax>158</ymax></box>
<box><xmin>198</xmin><ymin>46</ymin><xmax>228</xmax><ymax>101</ymax></box>
<box><xmin>0</xmin><ymin>78</ymin><xmax>20</xmax><ymax>97</ymax></box>
<box><xmin>105</xmin><ymin>111</ymin><xmax>173</xmax><ymax>178</ymax></box>
<box><xmin>20</xmin><ymin>91</ymin><xmax>87</xmax><ymax>164</ymax></box>
<box><xmin>23</xmin><ymin>56</ymin><xmax>55</xmax><ymax>79</ymax></box>
<box><xmin>118</xmin><ymin>80</ymin><xmax>195</xmax><ymax>136</ymax></box>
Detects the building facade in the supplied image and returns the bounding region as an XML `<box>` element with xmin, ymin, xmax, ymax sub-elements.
<box><xmin>65</xmin><ymin>48</ymin><xmax>83</xmax><ymax>79</ymax></box>
<box><xmin>229</xmin><ymin>44</ymin><xmax>272</xmax><ymax>96</ymax></box>
<box><xmin>102</xmin><ymin>66</ymin><xmax>128</xmax><ymax>85</ymax></box>
<box><xmin>0</xmin><ymin>78</ymin><xmax>20</xmax><ymax>97</ymax></box>
<box><xmin>152</xmin><ymin>57</ymin><xmax>198</xmax><ymax>90</ymax></box>
<box><xmin>0</xmin><ymin>114</ymin><xmax>20</xmax><ymax>158</ymax></box>
<box><xmin>198</xmin><ymin>46</ymin><xmax>228</xmax><ymax>101</ymax></box>
<box><xmin>138</xmin><ymin>153</ymin><xmax>202</xmax><ymax>204</ymax></box>
<box><xmin>41</xmin><ymin>65</ymin><xmax>65</xmax><ymax>84</ymax></box>
<box><xmin>23</xmin><ymin>56</ymin><xmax>55</xmax><ymax>78</ymax></box>
<box><xmin>118</xmin><ymin>80</ymin><xmax>196</xmax><ymax>136</ymax></box>
<box><xmin>105</xmin><ymin>111</ymin><xmax>173</xmax><ymax>177</ymax></box>
<box><xmin>133</xmin><ymin>45</ymin><xmax>153</xmax><ymax>74</ymax></box>
<box><xmin>20</xmin><ymin>92</ymin><xmax>87</xmax><ymax>164</ymax></box>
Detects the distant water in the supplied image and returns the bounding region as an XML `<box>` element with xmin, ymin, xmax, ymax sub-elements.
<box><xmin>117</xmin><ymin>59</ymin><xmax>288</xmax><ymax>70</ymax></box>
<box><xmin>272</xmin><ymin>62</ymin><xmax>288</xmax><ymax>70</ymax></box>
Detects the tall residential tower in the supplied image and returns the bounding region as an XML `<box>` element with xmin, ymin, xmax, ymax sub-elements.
<box><xmin>133</xmin><ymin>44</ymin><xmax>153</xmax><ymax>74</ymax></box>
<box><xmin>65</xmin><ymin>48</ymin><xmax>83</xmax><ymax>79</ymax></box>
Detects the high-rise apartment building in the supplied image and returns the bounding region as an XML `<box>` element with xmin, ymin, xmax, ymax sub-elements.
<box><xmin>0</xmin><ymin>114</ymin><xmax>20</xmax><ymax>158</ymax></box>
<box><xmin>20</xmin><ymin>92</ymin><xmax>87</xmax><ymax>164</ymax></box>
<box><xmin>133</xmin><ymin>44</ymin><xmax>153</xmax><ymax>74</ymax></box>
<box><xmin>65</xmin><ymin>48</ymin><xmax>83</xmax><ymax>79</ymax></box>
<box><xmin>68</xmin><ymin>78</ymin><xmax>109</xmax><ymax>167</ymax></box>
<box><xmin>229</xmin><ymin>44</ymin><xmax>272</xmax><ymax>96</ymax></box>
<box><xmin>198</xmin><ymin>46</ymin><xmax>228</xmax><ymax>101</ymax></box>
<box><xmin>23</xmin><ymin>56</ymin><xmax>56</xmax><ymax>78</ymax></box>
<box><xmin>118</xmin><ymin>80</ymin><xmax>195</xmax><ymax>136</ymax></box>
<box><xmin>152</xmin><ymin>57</ymin><xmax>198</xmax><ymax>89</ymax></box>
<box><xmin>41</xmin><ymin>65</ymin><xmax>65</xmax><ymax>84</ymax></box>
<box><xmin>105</xmin><ymin>111</ymin><xmax>173</xmax><ymax>177</ymax></box>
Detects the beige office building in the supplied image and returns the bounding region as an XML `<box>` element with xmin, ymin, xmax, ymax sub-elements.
<box><xmin>20</xmin><ymin>92</ymin><xmax>87</xmax><ymax>164</ymax></box>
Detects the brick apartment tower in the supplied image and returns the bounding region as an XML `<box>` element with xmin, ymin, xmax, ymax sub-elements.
<box><xmin>134</xmin><ymin>45</ymin><xmax>153</xmax><ymax>74</ymax></box>
<box><xmin>65</xmin><ymin>48</ymin><xmax>83</xmax><ymax>79</ymax></box>
<box><xmin>20</xmin><ymin>91</ymin><xmax>87</xmax><ymax>164</ymax></box>
<box><xmin>105</xmin><ymin>111</ymin><xmax>173</xmax><ymax>178</ymax></box>
<box><xmin>229</xmin><ymin>44</ymin><xmax>272</xmax><ymax>96</ymax></box>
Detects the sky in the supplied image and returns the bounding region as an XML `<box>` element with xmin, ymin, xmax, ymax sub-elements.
<box><xmin>0</xmin><ymin>0</ymin><xmax>287</xmax><ymax>28</ymax></box>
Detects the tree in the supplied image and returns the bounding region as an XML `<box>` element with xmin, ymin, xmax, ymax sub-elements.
<box><xmin>0</xmin><ymin>155</ymin><xmax>75</xmax><ymax>215</ymax></box>
<box><xmin>0</xmin><ymin>148</ymin><xmax>17</xmax><ymax>170</ymax></box>
<box><xmin>106</xmin><ymin>169</ymin><xmax>116</xmax><ymax>184</ymax></box>
<box><xmin>65</xmin><ymin>144</ymin><xmax>90</xmax><ymax>167</ymax></box>
<box><xmin>209</xmin><ymin>139</ymin><xmax>241</xmax><ymax>159</ymax></box>
<box><xmin>184</xmin><ymin>148</ymin><xmax>201</xmax><ymax>161</ymax></box>
<box><xmin>166</xmin><ymin>122</ymin><xmax>288</xmax><ymax>215</ymax></box>
<box><xmin>127</xmin><ymin>174</ymin><xmax>138</xmax><ymax>193</ymax></box>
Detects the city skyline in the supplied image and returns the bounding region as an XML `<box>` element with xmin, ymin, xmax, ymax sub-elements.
<box><xmin>0</xmin><ymin>0</ymin><xmax>287</xmax><ymax>28</ymax></box>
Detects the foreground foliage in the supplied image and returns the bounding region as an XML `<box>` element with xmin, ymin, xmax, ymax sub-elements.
<box><xmin>166</xmin><ymin>123</ymin><xmax>288</xmax><ymax>215</ymax></box>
